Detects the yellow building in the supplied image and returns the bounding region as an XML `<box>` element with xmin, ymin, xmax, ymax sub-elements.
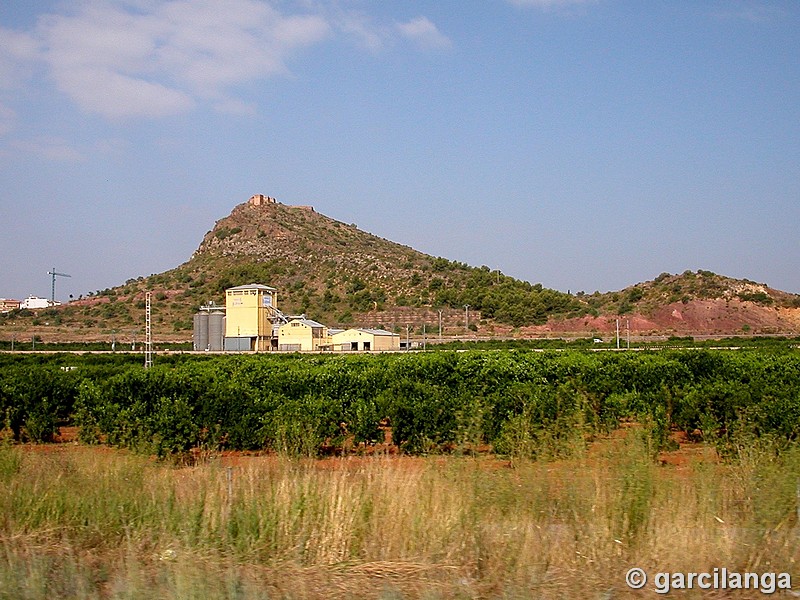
<box><xmin>277</xmin><ymin>318</ymin><xmax>329</xmax><ymax>352</ymax></box>
<box><xmin>224</xmin><ymin>284</ymin><xmax>278</xmax><ymax>351</ymax></box>
<box><xmin>331</xmin><ymin>328</ymin><xmax>400</xmax><ymax>352</ymax></box>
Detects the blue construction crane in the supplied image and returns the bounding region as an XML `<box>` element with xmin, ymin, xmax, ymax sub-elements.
<box><xmin>47</xmin><ymin>267</ymin><xmax>71</xmax><ymax>304</ymax></box>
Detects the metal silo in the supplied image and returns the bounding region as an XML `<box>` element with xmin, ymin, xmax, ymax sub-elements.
<box><xmin>208</xmin><ymin>311</ymin><xmax>225</xmax><ymax>351</ymax></box>
<box><xmin>193</xmin><ymin>312</ymin><xmax>209</xmax><ymax>351</ymax></box>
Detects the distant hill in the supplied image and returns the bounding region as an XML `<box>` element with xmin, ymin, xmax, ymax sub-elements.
<box><xmin>529</xmin><ymin>270</ymin><xmax>800</xmax><ymax>337</ymax></box>
<box><xmin>3</xmin><ymin>197</ymin><xmax>799</xmax><ymax>340</ymax></box>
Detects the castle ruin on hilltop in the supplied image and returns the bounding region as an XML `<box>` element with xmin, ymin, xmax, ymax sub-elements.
<box><xmin>249</xmin><ymin>193</ymin><xmax>315</xmax><ymax>212</ymax></box>
<box><xmin>249</xmin><ymin>194</ymin><xmax>276</xmax><ymax>206</ymax></box>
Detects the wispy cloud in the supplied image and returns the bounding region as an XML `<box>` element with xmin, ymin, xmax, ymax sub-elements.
<box><xmin>1</xmin><ymin>1</ymin><xmax>449</xmax><ymax>122</ymax></box>
<box><xmin>333</xmin><ymin>10</ymin><xmax>387</xmax><ymax>51</ymax></box>
<box><xmin>396</xmin><ymin>17</ymin><xmax>452</xmax><ymax>50</ymax></box>
<box><xmin>33</xmin><ymin>0</ymin><xmax>330</xmax><ymax>119</ymax></box>
<box><xmin>330</xmin><ymin>10</ymin><xmax>451</xmax><ymax>52</ymax></box>
<box><xmin>0</xmin><ymin>26</ymin><xmax>40</xmax><ymax>91</ymax></box>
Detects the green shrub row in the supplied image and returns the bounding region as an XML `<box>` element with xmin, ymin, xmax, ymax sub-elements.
<box><xmin>2</xmin><ymin>350</ymin><xmax>800</xmax><ymax>457</ymax></box>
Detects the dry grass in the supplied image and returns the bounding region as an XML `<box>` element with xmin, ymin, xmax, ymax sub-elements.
<box><xmin>1</xmin><ymin>435</ymin><xmax>799</xmax><ymax>599</ymax></box>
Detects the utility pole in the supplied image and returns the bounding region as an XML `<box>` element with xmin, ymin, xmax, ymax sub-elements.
<box><xmin>626</xmin><ymin>319</ymin><xmax>630</xmax><ymax>350</ymax></box>
<box><xmin>144</xmin><ymin>292</ymin><xmax>153</xmax><ymax>368</ymax></box>
<box><xmin>438</xmin><ymin>309</ymin><xmax>443</xmax><ymax>342</ymax></box>
<box><xmin>616</xmin><ymin>319</ymin><xmax>620</xmax><ymax>350</ymax></box>
<box><xmin>465</xmin><ymin>304</ymin><xmax>470</xmax><ymax>334</ymax></box>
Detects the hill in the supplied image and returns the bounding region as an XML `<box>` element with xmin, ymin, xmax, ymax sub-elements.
<box><xmin>3</xmin><ymin>196</ymin><xmax>800</xmax><ymax>341</ymax></box>
<box><xmin>6</xmin><ymin>197</ymin><xmax>585</xmax><ymax>340</ymax></box>
<box><xmin>530</xmin><ymin>270</ymin><xmax>800</xmax><ymax>337</ymax></box>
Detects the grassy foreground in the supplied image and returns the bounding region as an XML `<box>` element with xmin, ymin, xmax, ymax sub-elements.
<box><xmin>1</xmin><ymin>436</ymin><xmax>799</xmax><ymax>599</ymax></box>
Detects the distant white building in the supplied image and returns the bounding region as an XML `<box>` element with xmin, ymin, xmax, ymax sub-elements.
<box><xmin>21</xmin><ymin>296</ymin><xmax>59</xmax><ymax>309</ymax></box>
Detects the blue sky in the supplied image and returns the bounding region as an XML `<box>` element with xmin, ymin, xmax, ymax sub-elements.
<box><xmin>1</xmin><ymin>0</ymin><xmax>798</xmax><ymax>302</ymax></box>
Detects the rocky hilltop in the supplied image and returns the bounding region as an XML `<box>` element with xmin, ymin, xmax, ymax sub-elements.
<box><xmin>173</xmin><ymin>196</ymin><xmax>586</xmax><ymax>332</ymax></box>
<box><xmin>3</xmin><ymin>196</ymin><xmax>800</xmax><ymax>340</ymax></box>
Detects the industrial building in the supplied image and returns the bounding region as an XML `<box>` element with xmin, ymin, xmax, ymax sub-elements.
<box><xmin>331</xmin><ymin>328</ymin><xmax>401</xmax><ymax>351</ymax></box>
<box><xmin>224</xmin><ymin>284</ymin><xmax>278</xmax><ymax>351</ymax></box>
<box><xmin>277</xmin><ymin>318</ymin><xmax>329</xmax><ymax>352</ymax></box>
<box><xmin>193</xmin><ymin>282</ymin><xmax>400</xmax><ymax>352</ymax></box>
<box><xmin>192</xmin><ymin>283</ymin><xmax>277</xmax><ymax>352</ymax></box>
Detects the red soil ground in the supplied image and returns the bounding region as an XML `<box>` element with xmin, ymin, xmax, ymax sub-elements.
<box><xmin>33</xmin><ymin>424</ymin><xmax>715</xmax><ymax>473</ymax></box>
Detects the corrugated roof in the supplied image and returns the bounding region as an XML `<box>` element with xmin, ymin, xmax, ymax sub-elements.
<box><xmin>226</xmin><ymin>283</ymin><xmax>277</xmax><ymax>291</ymax></box>
<box><xmin>360</xmin><ymin>328</ymin><xmax>398</xmax><ymax>336</ymax></box>
<box><xmin>331</xmin><ymin>328</ymin><xmax>398</xmax><ymax>337</ymax></box>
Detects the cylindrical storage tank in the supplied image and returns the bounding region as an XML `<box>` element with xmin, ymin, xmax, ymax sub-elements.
<box><xmin>208</xmin><ymin>311</ymin><xmax>225</xmax><ymax>351</ymax></box>
<box><xmin>193</xmin><ymin>312</ymin><xmax>209</xmax><ymax>351</ymax></box>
